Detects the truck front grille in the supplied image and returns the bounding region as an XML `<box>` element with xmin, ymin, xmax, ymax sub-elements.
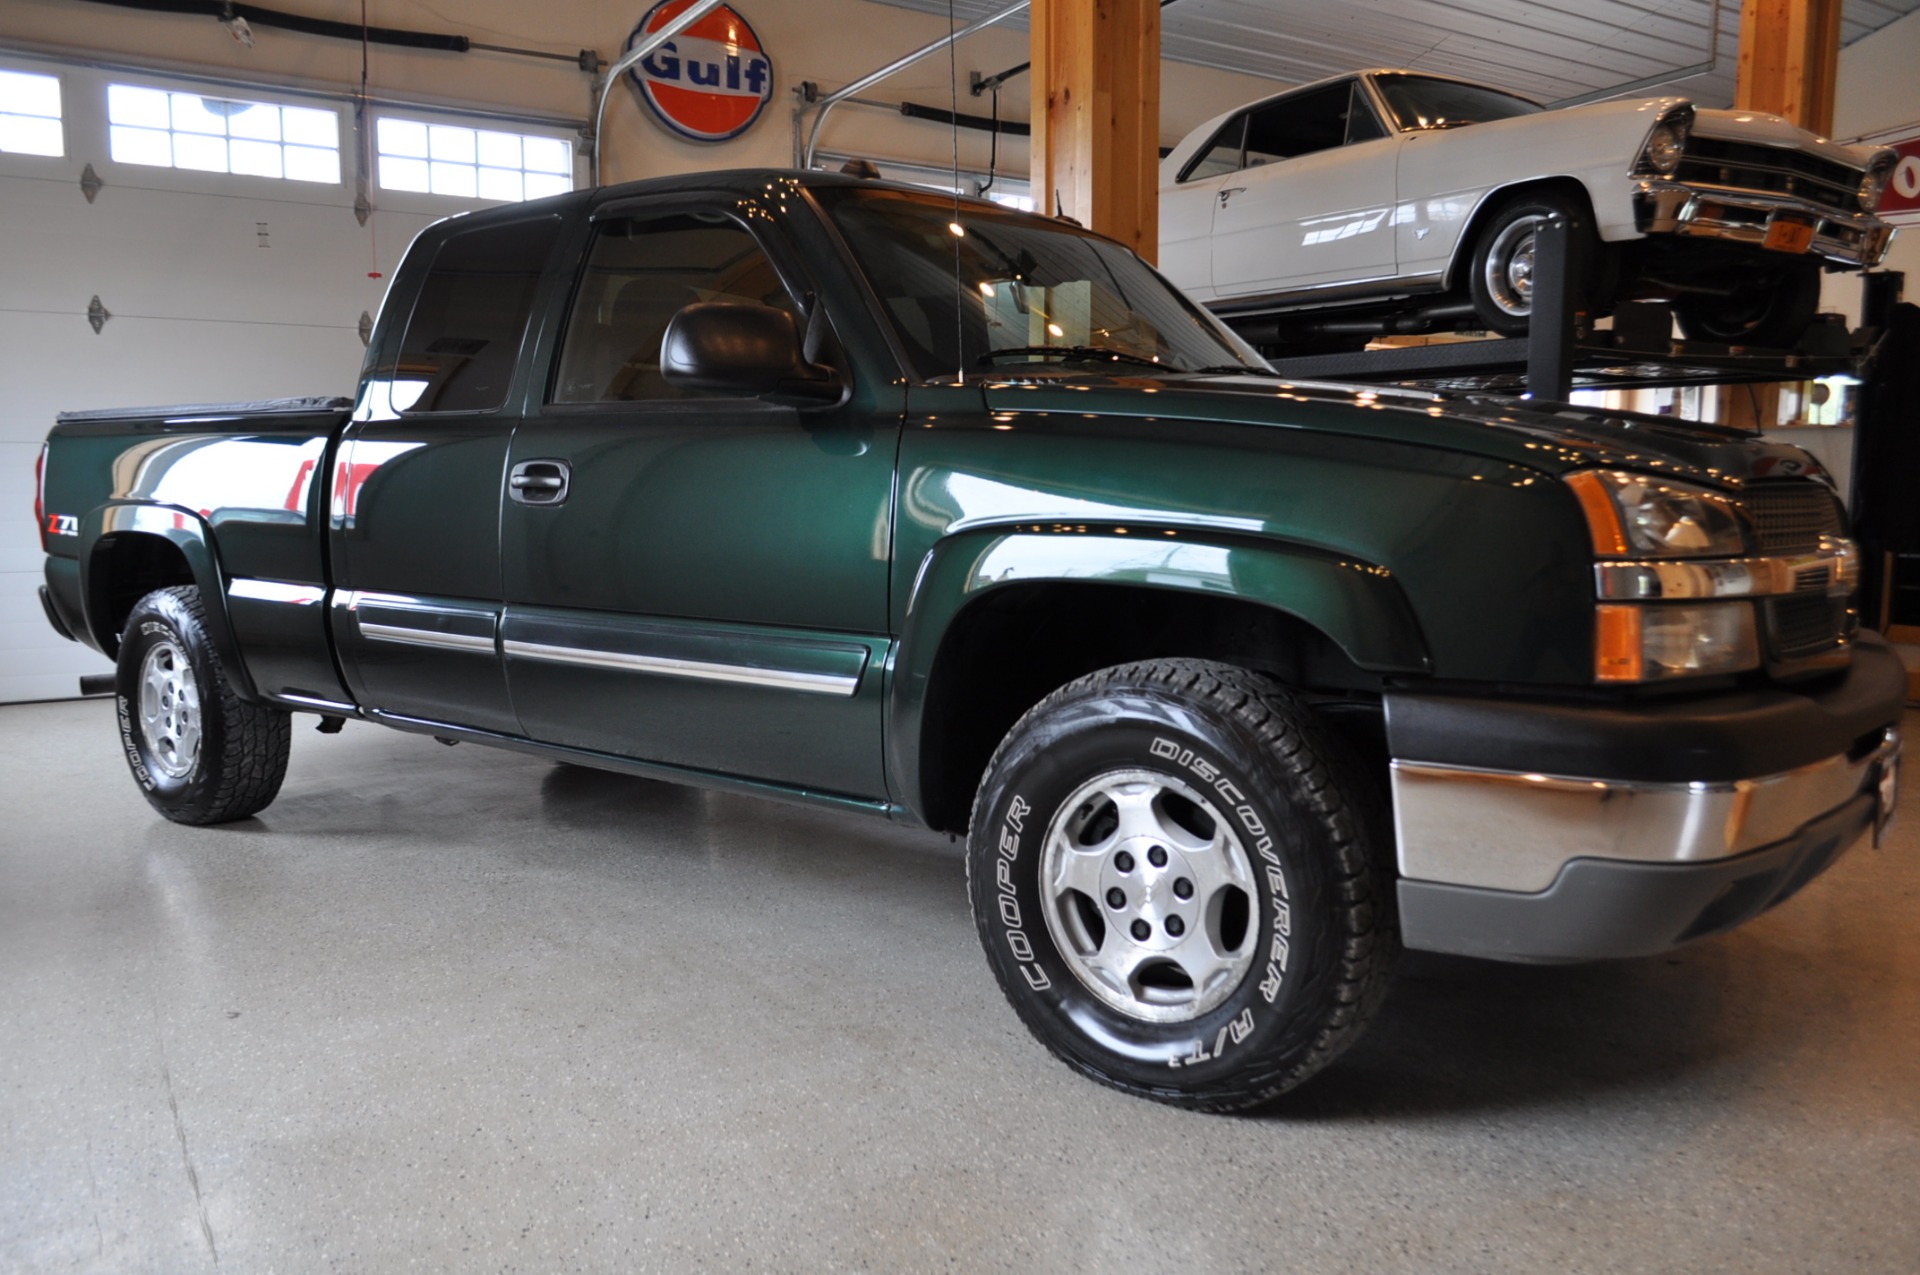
<box><xmin>1677</xmin><ymin>139</ymin><xmax>1865</xmax><ymax>214</ymax></box>
<box><xmin>1742</xmin><ymin>482</ymin><xmax>1844</xmax><ymax>554</ymax></box>
<box><xmin>1740</xmin><ymin>482</ymin><xmax>1852</xmax><ymax>664</ymax></box>
<box><xmin>1764</xmin><ymin>594</ymin><xmax>1853</xmax><ymax>661</ymax></box>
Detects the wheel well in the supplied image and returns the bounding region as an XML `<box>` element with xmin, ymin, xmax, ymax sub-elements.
<box><xmin>90</xmin><ymin>534</ymin><xmax>195</xmax><ymax>656</ymax></box>
<box><xmin>1447</xmin><ymin>177</ymin><xmax>1597</xmax><ymax>294</ymax></box>
<box><xmin>914</xmin><ymin>582</ymin><xmax>1386</xmax><ymax>834</ymax></box>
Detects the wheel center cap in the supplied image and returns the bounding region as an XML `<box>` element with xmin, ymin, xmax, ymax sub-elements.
<box><xmin>1100</xmin><ymin>838</ymin><xmax>1200</xmax><ymax>952</ymax></box>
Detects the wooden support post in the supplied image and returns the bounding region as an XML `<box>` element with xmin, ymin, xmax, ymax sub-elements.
<box><xmin>1029</xmin><ymin>0</ymin><xmax>1160</xmax><ymax>263</ymax></box>
<box><xmin>1735</xmin><ymin>0</ymin><xmax>1843</xmax><ymax>133</ymax></box>
<box><xmin>1719</xmin><ymin>1</ymin><xmax>1844</xmax><ymax>424</ymax></box>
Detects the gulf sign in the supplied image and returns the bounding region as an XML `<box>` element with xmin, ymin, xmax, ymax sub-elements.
<box><xmin>626</xmin><ymin>1</ymin><xmax>773</xmax><ymax>143</ymax></box>
<box><xmin>1875</xmin><ymin>131</ymin><xmax>1920</xmax><ymax>221</ymax></box>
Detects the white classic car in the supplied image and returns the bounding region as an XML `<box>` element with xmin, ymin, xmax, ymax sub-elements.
<box><xmin>1159</xmin><ymin>70</ymin><xmax>1897</xmax><ymax>349</ymax></box>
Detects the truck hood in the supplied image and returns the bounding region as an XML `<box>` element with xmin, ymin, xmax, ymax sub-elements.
<box><xmin>978</xmin><ymin>372</ymin><xmax>1831</xmax><ymax>490</ymax></box>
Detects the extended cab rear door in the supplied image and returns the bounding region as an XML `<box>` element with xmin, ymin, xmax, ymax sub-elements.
<box><xmin>329</xmin><ymin>210</ymin><xmax>565</xmax><ymax>733</ymax></box>
<box><xmin>498</xmin><ymin>198</ymin><xmax>895</xmax><ymax>799</ymax></box>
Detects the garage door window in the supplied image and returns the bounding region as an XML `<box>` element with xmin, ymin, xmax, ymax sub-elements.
<box><xmin>375</xmin><ymin>116</ymin><xmax>573</xmax><ymax>202</ymax></box>
<box><xmin>107</xmin><ymin>84</ymin><xmax>340</xmax><ymax>183</ymax></box>
<box><xmin>0</xmin><ymin>69</ymin><xmax>63</xmax><ymax>157</ymax></box>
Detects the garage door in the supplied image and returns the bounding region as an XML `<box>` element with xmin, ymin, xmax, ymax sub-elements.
<box><xmin>0</xmin><ymin>52</ymin><xmax>581</xmax><ymax>702</ymax></box>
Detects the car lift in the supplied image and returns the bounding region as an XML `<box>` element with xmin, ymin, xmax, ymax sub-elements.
<box><xmin>1244</xmin><ymin>215</ymin><xmax>1864</xmax><ymax>400</ymax></box>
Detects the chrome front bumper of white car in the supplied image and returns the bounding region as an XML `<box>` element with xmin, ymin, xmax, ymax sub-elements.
<box><xmin>1634</xmin><ymin>180</ymin><xmax>1895</xmax><ymax>268</ymax></box>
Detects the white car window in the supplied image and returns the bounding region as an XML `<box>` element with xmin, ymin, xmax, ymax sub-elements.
<box><xmin>1182</xmin><ymin>81</ymin><xmax>1385</xmax><ymax>184</ymax></box>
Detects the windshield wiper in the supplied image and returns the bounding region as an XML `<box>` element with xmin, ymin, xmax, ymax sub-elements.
<box><xmin>977</xmin><ymin>345</ymin><xmax>1170</xmax><ymax>371</ymax></box>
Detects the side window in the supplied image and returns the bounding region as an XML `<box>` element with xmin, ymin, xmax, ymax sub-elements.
<box><xmin>394</xmin><ymin>216</ymin><xmax>558</xmax><ymax>413</ymax></box>
<box><xmin>1243</xmin><ymin>82</ymin><xmax>1365</xmax><ymax>165</ymax></box>
<box><xmin>1180</xmin><ymin>114</ymin><xmax>1247</xmax><ymax>183</ymax></box>
<box><xmin>551</xmin><ymin>212</ymin><xmax>798</xmax><ymax>404</ymax></box>
<box><xmin>1345</xmin><ymin>83</ymin><xmax>1387</xmax><ymax>144</ymax></box>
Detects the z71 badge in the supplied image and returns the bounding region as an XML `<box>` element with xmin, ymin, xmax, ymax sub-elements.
<box><xmin>45</xmin><ymin>514</ymin><xmax>78</xmax><ymax>537</ymax></box>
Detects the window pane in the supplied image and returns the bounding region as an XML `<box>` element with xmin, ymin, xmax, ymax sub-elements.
<box><xmin>377</xmin><ymin>116</ymin><xmax>428</xmax><ymax>158</ymax></box>
<box><xmin>524</xmin><ymin>173</ymin><xmax>570</xmax><ymax>201</ymax></box>
<box><xmin>391</xmin><ymin>216</ymin><xmax>560</xmax><ymax>412</ymax></box>
<box><xmin>283</xmin><ymin>145</ymin><xmax>339</xmax><ymax>183</ymax></box>
<box><xmin>230</xmin><ymin>138</ymin><xmax>283</xmax><ymax>178</ymax></box>
<box><xmin>0</xmin><ymin>114</ymin><xmax>63</xmax><ymax>156</ymax></box>
<box><xmin>553</xmin><ymin>213</ymin><xmax>794</xmax><ymax>404</ymax></box>
<box><xmin>171</xmin><ymin>94</ymin><xmax>230</xmax><ymax>136</ymax></box>
<box><xmin>428</xmin><ymin>125</ymin><xmax>475</xmax><ymax>164</ymax></box>
<box><xmin>477</xmin><ymin>167</ymin><xmax>523</xmax><ymax>202</ymax></box>
<box><xmin>430</xmin><ymin>160</ymin><xmax>477</xmax><ymax>198</ymax></box>
<box><xmin>282</xmin><ymin>106</ymin><xmax>337</xmax><ymax>147</ymax></box>
<box><xmin>523</xmin><ymin>136</ymin><xmax>570</xmax><ymax>174</ymax></box>
<box><xmin>109</xmin><ymin>124</ymin><xmax>172</xmax><ymax>167</ymax></box>
<box><xmin>379</xmin><ymin>154</ymin><xmax>431</xmax><ymax>192</ymax></box>
<box><xmin>107</xmin><ymin>84</ymin><xmax>170</xmax><ymax>128</ymax></box>
<box><xmin>227</xmin><ymin>103</ymin><xmax>281</xmax><ymax>141</ymax></box>
<box><xmin>0</xmin><ymin>69</ymin><xmax>60</xmax><ymax>118</ymax></box>
<box><xmin>476</xmin><ymin>130</ymin><xmax>521</xmax><ymax>169</ymax></box>
<box><xmin>173</xmin><ymin>132</ymin><xmax>228</xmax><ymax>172</ymax></box>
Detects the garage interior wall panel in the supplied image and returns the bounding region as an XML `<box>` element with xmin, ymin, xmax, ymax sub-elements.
<box><xmin>1825</xmin><ymin>7</ymin><xmax>1920</xmax><ymax>326</ymax></box>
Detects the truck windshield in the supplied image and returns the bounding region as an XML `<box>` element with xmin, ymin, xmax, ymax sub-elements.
<box><xmin>813</xmin><ymin>186</ymin><xmax>1267</xmax><ymax>381</ymax></box>
<box><xmin>1372</xmin><ymin>74</ymin><xmax>1542</xmax><ymax>131</ymax></box>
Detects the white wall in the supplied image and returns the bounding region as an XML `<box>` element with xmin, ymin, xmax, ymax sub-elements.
<box><xmin>1826</xmin><ymin>7</ymin><xmax>1920</xmax><ymax>324</ymax></box>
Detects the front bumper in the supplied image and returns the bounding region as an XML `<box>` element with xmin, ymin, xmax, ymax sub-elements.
<box><xmin>1388</xmin><ymin>633</ymin><xmax>1906</xmax><ymax>962</ymax></box>
<box><xmin>1633</xmin><ymin>180</ymin><xmax>1894</xmax><ymax>269</ymax></box>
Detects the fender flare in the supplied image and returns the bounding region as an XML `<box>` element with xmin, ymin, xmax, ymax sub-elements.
<box><xmin>885</xmin><ymin>524</ymin><xmax>1431</xmax><ymax>820</ymax></box>
<box><xmin>81</xmin><ymin>502</ymin><xmax>259</xmax><ymax>701</ymax></box>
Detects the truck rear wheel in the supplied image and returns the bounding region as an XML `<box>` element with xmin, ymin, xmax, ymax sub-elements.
<box><xmin>966</xmin><ymin>659</ymin><xmax>1396</xmax><ymax>1110</ymax></box>
<box><xmin>115</xmin><ymin>586</ymin><xmax>290</xmax><ymax>825</ymax></box>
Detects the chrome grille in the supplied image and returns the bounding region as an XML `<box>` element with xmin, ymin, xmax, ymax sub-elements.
<box><xmin>1742</xmin><ymin>483</ymin><xmax>1843</xmax><ymax>554</ymax></box>
<box><xmin>1677</xmin><ymin>139</ymin><xmax>1863</xmax><ymax>214</ymax></box>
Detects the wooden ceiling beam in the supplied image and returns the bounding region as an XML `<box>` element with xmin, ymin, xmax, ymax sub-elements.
<box><xmin>1029</xmin><ymin>0</ymin><xmax>1161</xmax><ymax>263</ymax></box>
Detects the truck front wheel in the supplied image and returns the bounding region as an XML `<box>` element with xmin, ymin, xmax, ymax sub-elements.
<box><xmin>966</xmin><ymin>660</ymin><xmax>1396</xmax><ymax>1110</ymax></box>
<box><xmin>115</xmin><ymin>586</ymin><xmax>290</xmax><ymax>825</ymax></box>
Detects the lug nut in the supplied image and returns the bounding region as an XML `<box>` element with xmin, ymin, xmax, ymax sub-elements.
<box><xmin>1114</xmin><ymin>851</ymin><xmax>1135</xmax><ymax>873</ymax></box>
<box><xmin>1130</xmin><ymin>920</ymin><xmax>1151</xmax><ymax>942</ymax></box>
<box><xmin>1174</xmin><ymin>877</ymin><xmax>1194</xmax><ymax>900</ymax></box>
<box><xmin>1106</xmin><ymin>887</ymin><xmax>1126</xmax><ymax>909</ymax></box>
<box><xmin>1166</xmin><ymin>916</ymin><xmax>1185</xmax><ymax>937</ymax></box>
<box><xmin>1148</xmin><ymin>846</ymin><xmax>1168</xmax><ymax>868</ymax></box>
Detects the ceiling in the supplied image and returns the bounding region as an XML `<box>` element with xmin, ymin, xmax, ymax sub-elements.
<box><xmin>871</xmin><ymin>0</ymin><xmax>1919</xmax><ymax>116</ymax></box>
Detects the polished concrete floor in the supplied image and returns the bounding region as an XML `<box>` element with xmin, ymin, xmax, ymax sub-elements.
<box><xmin>3</xmin><ymin>697</ymin><xmax>1917</xmax><ymax>1272</ymax></box>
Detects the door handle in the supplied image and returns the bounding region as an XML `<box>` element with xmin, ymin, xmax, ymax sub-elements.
<box><xmin>1218</xmin><ymin>187</ymin><xmax>1246</xmax><ymax>208</ymax></box>
<box><xmin>508</xmin><ymin>459</ymin><xmax>571</xmax><ymax>505</ymax></box>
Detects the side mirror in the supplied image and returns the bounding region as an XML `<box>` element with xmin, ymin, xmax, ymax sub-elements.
<box><xmin>660</xmin><ymin>301</ymin><xmax>846</xmax><ymax>407</ymax></box>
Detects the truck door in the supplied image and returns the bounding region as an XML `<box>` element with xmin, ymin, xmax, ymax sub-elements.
<box><xmin>499</xmin><ymin>203</ymin><xmax>894</xmax><ymax>799</ymax></box>
<box><xmin>330</xmin><ymin>212</ymin><xmax>563</xmax><ymax>734</ymax></box>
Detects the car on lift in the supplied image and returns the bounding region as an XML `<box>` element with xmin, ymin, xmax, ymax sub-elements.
<box><xmin>1158</xmin><ymin>69</ymin><xmax>1898</xmax><ymax>350</ymax></box>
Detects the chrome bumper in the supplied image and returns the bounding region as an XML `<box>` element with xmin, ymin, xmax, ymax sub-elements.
<box><xmin>1391</xmin><ymin>726</ymin><xmax>1900</xmax><ymax>895</ymax></box>
<box><xmin>1634</xmin><ymin>180</ymin><xmax>1894</xmax><ymax>268</ymax></box>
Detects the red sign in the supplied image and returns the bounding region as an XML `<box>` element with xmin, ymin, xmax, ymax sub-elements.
<box><xmin>1875</xmin><ymin>131</ymin><xmax>1920</xmax><ymax>220</ymax></box>
<box><xmin>627</xmin><ymin>2</ymin><xmax>773</xmax><ymax>143</ymax></box>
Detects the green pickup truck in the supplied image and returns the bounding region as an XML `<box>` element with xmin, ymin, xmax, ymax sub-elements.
<box><xmin>36</xmin><ymin>170</ymin><xmax>1905</xmax><ymax>1110</ymax></box>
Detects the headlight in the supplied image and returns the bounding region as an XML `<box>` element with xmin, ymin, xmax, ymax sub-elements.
<box><xmin>1636</xmin><ymin>108</ymin><xmax>1692</xmax><ymax>176</ymax></box>
<box><xmin>1596</xmin><ymin>602</ymin><xmax>1760</xmax><ymax>682</ymax></box>
<box><xmin>1859</xmin><ymin>158</ymin><xmax>1894</xmax><ymax>212</ymax></box>
<box><xmin>1644</xmin><ymin>121</ymin><xmax>1687</xmax><ymax>174</ymax></box>
<box><xmin>1565</xmin><ymin>470</ymin><xmax>1749</xmax><ymax>558</ymax></box>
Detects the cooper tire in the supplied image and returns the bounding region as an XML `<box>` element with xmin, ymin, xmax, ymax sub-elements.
<box><xmin>116</xmin><ymin>585</ymin><xmax>291</xmax><ymax>825</ymax></box>
<box><xmin>966</xmin><ymin>659</ymin><xmax>1396</xmax><ymax>1110</ymax></box>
